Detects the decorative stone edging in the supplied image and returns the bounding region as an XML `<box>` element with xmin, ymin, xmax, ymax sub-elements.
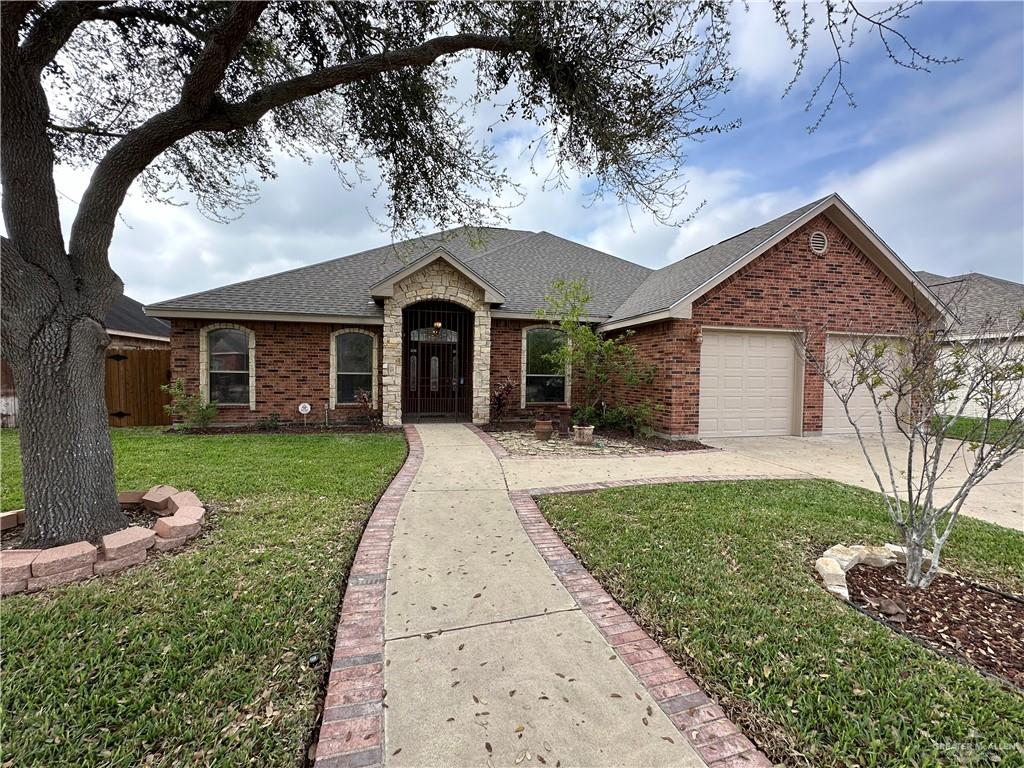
<box><xmin>508</xmin><ymin>490</ymin><xmax>773</xmax><ymax>768</ymax></box>
<box><xmin>814</xmin><ymin>543</ymin><xmax>933</xmax><ymax>601</ymax></box>
<box><xmin>312</xmin><ymin>425</ymin><xmax>422</xmax><ymax>768</ymax></box>
<box><xmin>0</xmin><ymin>485</ymin><xmax>207</xmax><ymax>597</ymax></box>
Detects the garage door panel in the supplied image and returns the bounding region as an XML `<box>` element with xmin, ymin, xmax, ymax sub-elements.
<box><xmin>699</xmin><ymin>330</ymin><xmax>798</xmax><ymax>438</ymax></box>
<box><xmin>822</xmin><ymin>335</ymin><xmax>900</xmax><ymax>434</ymax></box>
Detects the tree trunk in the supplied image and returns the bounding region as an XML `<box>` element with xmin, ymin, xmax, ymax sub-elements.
<box><xmin>903</xmin><ymin>537</ymin><xmax>927</xmax><ymax>588</ymax></box>
<box><xmin>8</xmin><ymin>314</ymin><xmax>126</xmax><ymax>548</ymax></box>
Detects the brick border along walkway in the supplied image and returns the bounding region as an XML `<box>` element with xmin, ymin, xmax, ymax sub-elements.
<box><xmin>470</xmin><ymin>427</ymin><xmax>778</xmax><ymax>768</ymax></box>
<box><xmin>312</xmin><ymin>426</ymin><xmax>422</xmax><ymax>768</ymax></box>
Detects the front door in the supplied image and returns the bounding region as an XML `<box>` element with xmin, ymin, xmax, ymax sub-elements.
<box><xmin>402</xmin><ymin>301</ymin><xmax>473</xmax><ymax>420</ymax></box>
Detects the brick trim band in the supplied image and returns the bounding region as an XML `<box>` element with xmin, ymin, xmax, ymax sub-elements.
<box><xmin>464</xmin><ymin>424</ymin><xmax>509</xmax><ymax>457</ymax></box>
<box><xmin>313</xmin><ymin>425</ymin><xmax>422</xmax><ymax>768</ymax></box>
<box><xmin>508</xmin><ymin>489</ymin><xmax>773</xmax><ymax>767</ymax></box>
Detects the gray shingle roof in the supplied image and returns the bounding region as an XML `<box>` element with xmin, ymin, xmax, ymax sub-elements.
<box><xmin>148</xmin><ymin>226</ymin><xmax>652</xmax><ymax>319</ymax></box>
<box><xmin>607</xmin><ymin>197</ymin><xmax>828</xmax><ymax>323</ymax></box>
<box><xmin>916</xmin><ymin>271</ymin><xmax>1024</xmax><ymax>335</ymax></box>
<box><xmin>106</xmin><ymin>295</ymin><xmax>170</xmax><ymax>337</ymax></box>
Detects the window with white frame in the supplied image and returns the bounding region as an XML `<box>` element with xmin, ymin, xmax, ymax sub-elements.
<box><xmin>207</xmin><ymin>328</ymin><xmax>251</xmax><ymax>405</ymax></box>
<box><xmin>524</xmin><ymin>327</ymin><xmax>567</xmax><ymax>403</ymax></box>
<box><xmin>336</xmin><ymin>331</ymin><xmax>374</xmax><ymax>404</ymax></box>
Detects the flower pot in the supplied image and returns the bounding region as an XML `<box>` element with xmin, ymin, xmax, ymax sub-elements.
<box><xmin>572</xmin><ymin>425</ymin><xmax>595</xmax><ymax>446</ymax></box>
<box><xmin>534</xmin><ymin>419</ymin><xmax>554</xmax><ymax>441</ymax></box>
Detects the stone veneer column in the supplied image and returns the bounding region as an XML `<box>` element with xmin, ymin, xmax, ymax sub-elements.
<box><xmin>472</xmin><ymin>307</ymin><xmax>491</xmax><ymax>424</ymax></box>
<box><xmin>381</xmin><ymin>297</ymin><xmax>403</xmax><ymax>427</ymax></box>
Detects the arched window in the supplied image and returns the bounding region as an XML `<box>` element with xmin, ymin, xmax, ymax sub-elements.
<box><xmin>523</xmin><ymin>327</ymin><xmax>567</xmax><ymax>404</ymax></box>
<box><xmin>332</xmin><ymin>330</ymin><xmax>378</xmax><ymax>407</ymax></box>
<box><xmin>205</xmin><ymin>327</ymin><xmax>253</xmax><ymax>406</ymax></box>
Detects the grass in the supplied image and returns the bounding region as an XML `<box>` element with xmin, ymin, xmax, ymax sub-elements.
<box><xmin>937</xmin><ymin>415</ymin><xmax>1018</xmax><ymax>445</ymax></box>
<box><xmin>0</xmin><ymin>427</ymin><xmax>406</xmax><ymax>768</ymax></box>
<box><xmin>538</xmin><ymin>480</ymin><xmax>1024</xmax><ymax>768</ymax></box>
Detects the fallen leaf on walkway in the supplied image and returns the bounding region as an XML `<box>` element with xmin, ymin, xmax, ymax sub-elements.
<box><xmin>458</xmin><ymin>643</ymin><xmax>465</xmax><ymax>651</ymax></box>
<box><xmin>509</xmin><ymin>690</ymin><xmax>516</xmax><ymax>697</ymax></box>
<box><xmin>392</xmin><ymin>748</ymin><xmax>402</xmax><ymax>756</ymax></box>
<box><xmin>661</xmin><ymin>736</ymin><xmax>674</xmax><ymax>744</ymax></box>
<box><xmin>514</xmin><ymin>725</ymin><xmax>524</xmax><ymax>733</ymax></box>
<box><xmin>610</xmin><ymin>693</ymin><xmax>621</xmax><ymax>698</ymax></box>
<box><xmin>485</xmin><ymin>742</ymin><xmax>492</xmax><ymax>754</ymax></box>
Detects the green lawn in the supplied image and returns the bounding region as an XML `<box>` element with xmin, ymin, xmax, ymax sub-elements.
<box><xmin>0</xmin><ymin>427</ymin><xmax>406</xmax><ymax>768</ymax></box>
<box><xmin>538</xmin><ymin>480</ymin><xmax>1024</xmax><ymax>768</ymax></box>
<box><xmin>937</xmin><ymin>415</ymin><xmax>1019</xmax><ymax>445</ymax></box>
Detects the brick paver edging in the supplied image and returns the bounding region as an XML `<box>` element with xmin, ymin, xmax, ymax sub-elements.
<box><xmin>312</xmin><ymin>425</ymin><xmax>423</xmax><ymax>768</ymax></box>
<box><xmin>464</xmin><ymin>423</ymin><xmax>509</xmax><ymax>457</ymax></box>
<box><xmin>509</xmin><ymin>489</ymin><xmax>773</xmax><ymax>768</ymax></box>
<box><xmin>528</xmin><ymin>473</ymin><xmax>807</xmax><ymax>496</ymax></box>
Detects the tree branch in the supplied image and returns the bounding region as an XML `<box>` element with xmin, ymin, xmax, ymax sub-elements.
<box><xmin>87</xmin><ymin>5</ymin><xmax>207</xmax><ymax>40</ymax></box>
<box><xmin>47</xmin><ymin>120</ymin><xmax>128</xmax><ymax>139</ymax></box>
<box><xmin>198</xmin><ymin>32</ymin><xmax>524</xmax><ymax>132</ymax></box>
<box><xmin>19</xmin><ymin>1</ymin><xmax>112</xmax><ymax>74</ymax></box>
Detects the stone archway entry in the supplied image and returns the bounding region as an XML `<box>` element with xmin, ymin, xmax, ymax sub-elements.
<box><xmin>402</xmin><ymin>301</ymin><xmax>473</xmax><ymax>421</ymax></box>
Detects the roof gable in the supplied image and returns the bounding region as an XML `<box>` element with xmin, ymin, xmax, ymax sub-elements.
<box><xmin>603</xmin><ymin>194</ymin><xmax>949</xmax><ymax>330</ymax></box>
<box><xmin>917</xmin><ymin>270</ymin><xmax>1024</xmax><ymax>335</ymax></box>
<box><xmin>369</xmin><ymin>247</ymin><xmax>506</xmax><ymax>303</ymax></box>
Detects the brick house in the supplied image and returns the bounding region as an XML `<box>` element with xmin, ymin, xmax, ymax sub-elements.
<box><xmin>147</xmin><ymin>193</ymin><xmax>947</xmax><ymax>439</ymax></box>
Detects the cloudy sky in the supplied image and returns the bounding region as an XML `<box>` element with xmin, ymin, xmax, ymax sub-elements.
<box><xmin>44</xmin><ymin>1</ymin><xmax>1024</xmax><ymax>304</ymax></box>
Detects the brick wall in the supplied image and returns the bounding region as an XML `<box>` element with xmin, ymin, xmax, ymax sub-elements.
<box><xmin>627</xmin><ymin>215</ymin><xmax>924</xmax><ymax>436</ymax></box>
<box><xmin>169</xmin><ymin>318</ymin><xmax>382</xmax><ymax>425</ymax></box>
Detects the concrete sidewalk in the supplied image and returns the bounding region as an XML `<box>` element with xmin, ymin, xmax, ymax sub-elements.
<box><xmin>382</xmin><ymin>424</ymin><xmax>707</xmax><ymax>768</ymax></box>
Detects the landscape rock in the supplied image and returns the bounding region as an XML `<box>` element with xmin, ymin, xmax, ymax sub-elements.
<box><xmin>166</xmin><ymin>491</ymin><xmax>202</xmax><ymax>514</ymax></box>
<box><xmin>26</xmin><ymin>563</ymin><xmax>93</xmax><ymax>592</ymax></box>
<box><xmin>117</xmin><ymin>490</ymin><xmax>146</xmax><ymax>505</ymax></box>
<box><xmin>142</xmin><ymin>484</ymin><xmax>179</xmax><ymax>512</ymax></box>
<box><xmin>94</xmin><ymin>549</ymin><xmax>147</xmax><ymax>576</ymax></box>
<box><xmin>173</xmin><ymin>505</ymin><xmax>206</xmax><ymax>524</ymax></box>
<box><xmin>0</xmin><ymin>549</ymin><xmax>40</xmax><ymax>581</ymax></box>
<box><xmin>152</xmin><ymin>535</ymin><xmax>188</xmax><ymax>553</ymax></box>
<box><xmin>154</xmin><ymin>515</ymin><xmax>200</xmax><ymax>540</ymax></box>
<box><xmin>31</xmin><ymin>541</ymin><xmax>97</xmax><ymax>577</ymax></box>
<box><xmin>885</xmin><ymin>543</ymin><xmax>933</xmax><ymax>569</ymax></box>
<box><xmin>815</xmin><ymin>556</ymin><xmax>847</xmax><ymax>588</ymax></box>
<box><xmin>855</xmin><ymin>545</ymin><xmax>896</xmax><ymax>568</ymax></box>
<box><xmin>822</xmin><ymin>545</ymin><xmax>863</xmax><ymax>572</ymax></box>
<box><xmin>100</xmin><ymin>526</ymin><xmax>156</xmax><ymax>560</ymax></box>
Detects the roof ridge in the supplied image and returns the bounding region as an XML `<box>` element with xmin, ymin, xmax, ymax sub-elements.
<box><xmin>531</xmin><ymin>231</ymin><xmax>654</xmax><ymax>274</ymax></box>
<box><xmin>460</xmin><ymin>230</ymin><xmax>540</xmax><ymax>263</ymax></box>
<box><xmin>147</xmin><ymin>225</ymin><xmax>528</xmax><ymax>308</ymax></box>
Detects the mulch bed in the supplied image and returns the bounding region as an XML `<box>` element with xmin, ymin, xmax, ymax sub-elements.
<box><xmin>2</xmin><ymin>503</ymin><xmax>182</xmax><ymax>551</ymax></box>
<box><xmin>846</xmin><ymin>562</ymin><xmax>1024</xmax><ymax>688</ymax></box>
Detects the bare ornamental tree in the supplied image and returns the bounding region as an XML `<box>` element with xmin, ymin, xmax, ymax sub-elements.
<box><xmin>1</xmin><ymin>1</ymin><xmax>951</xmax><ymax>547</ymax></box>
<box><xmin>808</xmin><ymin>310</ymin><xmax>1024</xmax><ymax>588</ymax></box>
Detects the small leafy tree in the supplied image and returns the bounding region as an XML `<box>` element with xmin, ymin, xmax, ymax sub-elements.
<box><xmin>804</xmin><ymin>308</ymin><xmax>1024</xmax><ymax>588</ymax></box>
<box><xmin>162</xmin><ymin>379</ymin><xmax>218</xmax><ymax>429</ymax></box>
<box><xmin>536</xmin><ymin>279</ymin><xmax>654</xmax><ymax>428</ymax></box>
<box><xmin>490</xmin><ymin>378</ymin><xmax>515</xmax><ymax>423</ymax></box>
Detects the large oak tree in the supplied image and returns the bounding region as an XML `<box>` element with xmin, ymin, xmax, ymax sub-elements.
<box><xmin>1</xmin><ymin>1</ymin><xmax>946</xmax><ymax>547</ymax></box>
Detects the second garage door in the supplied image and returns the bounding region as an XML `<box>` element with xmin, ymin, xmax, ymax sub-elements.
<box><xmin>822</xmin><ymin>334</ymin><xmax>901</xmax><ymax>434</ymax></box>
<box><xmin>699</xmin><ymin>329</ymin><xmax>799</xmax><ymax>437</ymax></box>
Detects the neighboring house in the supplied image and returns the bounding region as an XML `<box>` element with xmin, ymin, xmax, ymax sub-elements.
<box><xmin>916</xmin><ymin>270</ymin><xmax>1024</xmax><ymax>419</ymax></box>
<box><xmin>146</xmin><ymin>193</ymin><xmax>948</xmax><ymax>439</ymax></box>
<box><xmin>1</xmin><ymin>295</ymin><xmax>172</xmax><ymax>427</ymax></box>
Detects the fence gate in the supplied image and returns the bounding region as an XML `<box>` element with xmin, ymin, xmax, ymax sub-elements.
<box><xmin>105</xmin><ymin>348</ymin><xmax>172</xmax><ymax>427</ymax></box>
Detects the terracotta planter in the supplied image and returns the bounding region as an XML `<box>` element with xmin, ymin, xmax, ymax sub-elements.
<box><xmin>534</xmin><ymin>419</ymin><xmax>554</xmax><ymax>441</ymax></box>
<box><xmin>572</xmin><ymin>425</ymin><xmax>595</xmax><ymax>446</ymax></box>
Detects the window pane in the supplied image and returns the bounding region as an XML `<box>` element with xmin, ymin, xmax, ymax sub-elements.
<box><xmin>210</xmin><ymin>372</ymin><xmax>248</xmax><ymax>404</ymax></box>
<box><xmin>526</xmin><ymin>375</ymin><xmax>565</xmax><ymax>403</ymax></box>
<box><xmin>209</xmin><ymin>329</ymin><xmax>248</xmax><ymax>372</ymax></box>
<box><xmin>338</xmin><ymin>333</ymin><xmax>373</xmax><ymax>373</ymax></box>
<box><xmin>526</xmin><ymin>329</ymin><xmax>565</xmax><ymax>376</ymax></box>
<box><xmin>339</xmin><ymin>373</ymin><xmax>373</xmax><ymax>403</ymax></box>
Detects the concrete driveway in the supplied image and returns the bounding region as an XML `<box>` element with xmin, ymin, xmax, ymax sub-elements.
<box><xmin>708</xmin><ymin>435</ymin><xmax>1023</xmax><ymax>532</ymax></box>
<box><xmin>502</xmin><ymin>435</ymin><xmax>1023</xmax><ymax>532</ymax></box>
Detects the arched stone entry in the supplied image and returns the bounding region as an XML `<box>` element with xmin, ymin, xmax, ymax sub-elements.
<box><xmin>402</xmin><ymin>301</ymin><xmax>473</xmax><ymax>420</ymax></box>
<box><xmin>380</xmin><ymin>257</ymin><xmax>492</xmax><ymax>426</ymax></box>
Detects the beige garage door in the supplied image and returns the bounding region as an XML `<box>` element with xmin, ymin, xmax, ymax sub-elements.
<box><xmin>699</xmin><ymin>330</ymin><xmax>798</xmax><ymax>437</ymax></box>
<box><xmin>822</xmin><ymin>335</ymin><xmax>900</xmax><ymax>434</ymax></box>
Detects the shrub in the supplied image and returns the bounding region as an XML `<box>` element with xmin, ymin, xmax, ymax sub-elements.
<box><xmin>491</xmin><ymin>378</ymin><xmax>515</xmax><ymax>423</ymax></box>
<box><xmin>256</xmin><ymin>413</ymin><xmax>281</xmax><ymax>431</ymax></box>
<box><xmin>161</xmin><ymin>379</ymin><xmax>218</xmax><ymax>429</ymax></box>
<box><xmin>355</xmin><ymin>389</ymin><xmax>381</xmax><ymax>430</ymax></box>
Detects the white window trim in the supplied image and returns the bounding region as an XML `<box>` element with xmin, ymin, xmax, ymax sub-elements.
<box><xmin>330</xmin><ymin>328</ymin><xmax>379</xmax><ymax>409</ymax></box>
<box><xmin>200</xmin><ymin>323</ymin><xmax>256</xmax><ymax>411</ymax></box>
<box><xmin>521</xmin><ymin>325</ymin><xmax>571</xmax><ymax>409</ymax></box>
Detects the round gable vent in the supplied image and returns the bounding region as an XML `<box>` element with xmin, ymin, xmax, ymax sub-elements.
<box><xmin>809</xmin><ymin>231</ymin><xmax>828</xmax><ymax>254</ymax></box>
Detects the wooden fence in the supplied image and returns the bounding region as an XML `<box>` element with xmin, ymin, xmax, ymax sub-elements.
<box><xmin>105</xmin><ymin>348</ymin><xmax>172</xmax><ymax>427</ymax></box>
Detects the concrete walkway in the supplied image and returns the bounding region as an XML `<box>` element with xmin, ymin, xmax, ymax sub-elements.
<box><xmin>382</xmin><ymin>424</ymin><xmax>707</xmax><ymax>767</ymax></box>
<box><xmin>501</xmin><ymin>435</ymin><xmax>1023</xmax><ymax>532</ymax></box>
